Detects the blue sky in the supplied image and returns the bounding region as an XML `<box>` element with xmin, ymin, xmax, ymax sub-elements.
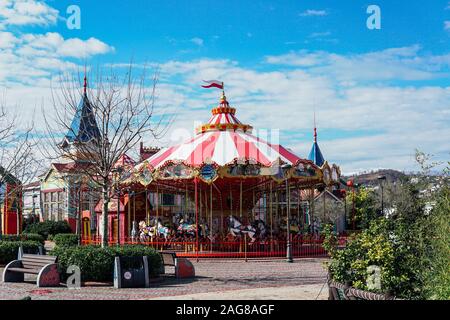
<box><xmin>1</xmin><ymin>0</ymin><xmax>450</xmax><ymax>173</ymax></box>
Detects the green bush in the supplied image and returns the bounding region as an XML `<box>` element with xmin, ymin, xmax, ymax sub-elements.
<box><xmin>21</xmin><ymin>233</ymin><xmax>45</xmax><ymax>245</ymax></box>
<box><xmin>424</xmin><ymin>186</ymin><xmax>450</xmax><ymax>300</ymax></box>
<box><xmin>324</xmin><ymin>179</ymin><xmax>436</xmax><ymax>300</ymax></box>
<box><xmin>0</xmin><ymin>241</ymin><xmax>41</xmax><ymax>265</ymax></box>
<box><xmin>0</xmin><ymin>235</ymin><xmax>20</xmax><ymax>242</ymax></box>
<box><xmin>24</xmin><ymin>221</ymin><xmax>72</xmax><ymax>239</ymax></box>
<box><xmin>53</xmin><ymin>234</ymin><xmax>79</xmax><ymax>247</ymax></box>
<box><xmin>51</xmin><ymin>245</ymin><xmax>162</xmax><ymax>282</ymax></box>
<box><xmin>1</xmin><ymin>233</ymin><xmax>45</xmax><ymax>245</ymax></box>
<box><xmin>324</xmin><ymin>220</ymin><xmax>397</xmax><ymax>294</ymax></box>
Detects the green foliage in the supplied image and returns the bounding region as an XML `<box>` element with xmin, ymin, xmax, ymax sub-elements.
<box><xmin>1</xmin><ymin>233</ymin><xmax>45</xmax><ymax>245</ymax></box>
<box><xmin>325</xmin><ymin>220</ymin><xmax>397</xmax><ymax>293</ymax></box>
<box><xmin>50</xmin><ymin>245</ymin><xmax>162</xmax><ymax>282</ymax></box>
<box><xmin>21</xmin><ymin>233</ymin><xmax>45</xmax><ymax>245</ymax></box>
<box><xmin>24</xmin><ymin>221</ymin><xmax>72</xmax><ymax>239</ymax></box>
<box><xmin>345</xmin><ymin>187</ymin><xmax>378</xmax><ymax>229</ymax></box>
<box><xmin>423</xmin><ymin>186</ymin><xmax>450</xmax><ymax>300</ymax></box>
<box><xmin>0</xmin><ymin>241</ymin><xmax>41</xmax><ymax>264</ymax></box>
<box><xmin>327</xmin><ymin>151</ymin><xmax>450</xmax><ymax>300</ymax></box>
<box><xmin>53</xmin><ymin>234</ymin><xmax>79</xmax><ymax>247</ymax></box>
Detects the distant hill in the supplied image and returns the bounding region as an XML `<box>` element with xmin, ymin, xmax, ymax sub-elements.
<box><xmin>343</xmin><ymin>169</ymin><xmax>408</xmax><ymax>187</ymax></box>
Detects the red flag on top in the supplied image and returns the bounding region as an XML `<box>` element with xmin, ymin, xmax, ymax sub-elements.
<box><xmin>201</xmin><ymin>80</ymin><xmax>224</xmax><ymax>89</ymax></box>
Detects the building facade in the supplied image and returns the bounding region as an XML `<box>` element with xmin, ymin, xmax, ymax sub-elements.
<box><xmin>0</xmin><ymin>167</ymin><xmax>22</xmax><ymax>235</ymax></box>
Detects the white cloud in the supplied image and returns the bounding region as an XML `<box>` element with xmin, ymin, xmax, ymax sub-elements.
<box><xmin>309</xmin><ymin>31</ymin><xmax>331</xmax><ymax>38</ymax></box>
<box><xmin>265</xmin><ymin>45</ymin><xmax>450</xmax><ymax>82</ymax></box>
<box><xmin>0</xmin><ymin>32</ymin><xmax>114</xmax><ymax>85</ymax></box>
<box><xmin>299</xmin><ymin>9</ymin><xmax>328</xmax><ymax>17</ymax></box>
<box><xmin>0</xmin><ymin>31</ymin><xmax>18</xmax><ymax>48</ymax></box>
<box><xmin>190</xmin><ymin>37</ymin><xmax>204</xmax><ymax>46</ymax></box>
<box><xmin>0</xmin><ymin>0</ymin><xmax>58</xmax><ymax>28</ymax></box>
<box><xmin>445</xmin><ymin>21</ymin><xmax>450</xmax><ymax>31</ymax></box>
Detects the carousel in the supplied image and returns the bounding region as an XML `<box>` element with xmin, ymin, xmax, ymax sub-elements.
<box><xmin>115</xmin><ymin>86</ymin><xmax>342</xmax><ymax>258</ymax></box>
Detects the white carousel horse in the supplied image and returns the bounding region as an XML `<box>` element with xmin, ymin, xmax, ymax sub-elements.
<box><xmin>139</xmin><ymin>221</ymin><xmax>156</xmax><ymax>241</ymax></box>
<box><xmin>155</xmin><ymin>219</ymin><xmax>171</xmax><ymax>239</ymax></box>
<box><xmin>226</xmin><ymin>216</ymin><xmax>258</xmax><ymax>242</ymax></box>
<box><xmin>139</xmin><ymin>218</ymin><xmax>171</xmax><ymax>241</ymax></box>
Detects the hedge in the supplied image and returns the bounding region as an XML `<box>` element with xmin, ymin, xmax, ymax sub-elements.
<box><xmin>50</xmin><ymin>245</ymin><xmax>162</xmax><ymax>282</ymax></box>
<box><xmin>1</xmin><ymin>233</ymin><xmax>45</xmax><ymax>245</ymax></box>
<box><xmin>0</xmin><ymin>241</ymin><xmax>42</xmax><ymax>265</ymax></box>
<box><xmin>53</xmin><ymin>234</ymin><xmax>80</xmax><ymax>247</ymax></box>
<box><xmin>24</xmin><ymin>221</ymin><xmax>72</xmax><ymax>239</ymax></box>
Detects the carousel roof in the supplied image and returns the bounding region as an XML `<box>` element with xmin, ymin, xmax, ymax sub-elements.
<box><xmin>139</xmin><ymin>92</ymin><xmax>303</xmax><ymax>170</ymax></box>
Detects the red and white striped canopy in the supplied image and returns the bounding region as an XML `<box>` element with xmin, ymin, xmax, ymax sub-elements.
<box><xmin>140</xmin><ymin>93</ymin><xmax>302</xmax><ymax>170</ymax></box>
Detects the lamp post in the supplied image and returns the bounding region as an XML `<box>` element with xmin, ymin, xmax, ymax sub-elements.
<box><xmin>282</xmin><ymin>164</ymin><xmax>293</xmax><ymax>263</ymax></box>
<box><xmin>377</xmin><ymin>175</ymin><xmax>386</xmax><ymax>216</ymax></box>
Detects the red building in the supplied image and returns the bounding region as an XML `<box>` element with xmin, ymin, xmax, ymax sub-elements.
<box><xmin>0</xmin><ymin>166</ymin><xmax>22</xmax><ymax>235</ymax></box>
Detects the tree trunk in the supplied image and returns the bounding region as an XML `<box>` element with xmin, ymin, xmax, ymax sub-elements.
<box><xmin>101</xmin><ymin>185</ymin><xmax>109</xmax><ymax>248</ymax></box>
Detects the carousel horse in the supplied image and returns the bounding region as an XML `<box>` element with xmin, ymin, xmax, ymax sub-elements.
<box><xmin>138</xmin><ymin>221</ymin><xmax>156</xmax><ymax>241</ymax></box>
<box><xmin>174</xmin><ymin>213</ymin><xmax>197</xmax><ymax>238</ymax></box>
<box><xmin>251</xmin><ymin>219</ymin><xmax>268</xmax><ymax>239</ymax></box>
<box><xmin>199</xmin><ymin>220</ymin><xmax>211</xmax><ymax>239</ymax></box>
<box><xmin>139</xmin><ymin>219</ymin><xmax>171</xmax><ymax>241</ymax></box>
<box><xmin>280</xmin><ymin>217</ymin><xmax>301</xmax><ymax>234</ymax></box>
<box><xmin>155</xmin><ymin>219</ymin><xmax>171</xmax><ymax>239</ymax></box>
<box><xmin>226</xmin><ymin>216</ymin><xmax>257</xmax><ymax>242</ymax></box>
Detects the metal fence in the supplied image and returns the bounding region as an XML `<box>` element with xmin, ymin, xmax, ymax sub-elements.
<box><xmin>81</xmin><ymin>236</ymin><xmax>348</xmax><ymax>260</ymax></box>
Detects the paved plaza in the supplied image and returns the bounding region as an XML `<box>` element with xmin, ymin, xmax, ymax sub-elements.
<box><xmin>0</xmin><ymin>258</ymin><xmax>328</xmax><ymax>300</ymax></box>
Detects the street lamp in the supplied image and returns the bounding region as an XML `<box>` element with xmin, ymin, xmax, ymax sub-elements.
<box><xmin>281</xmin><ymin>164</ymin><xmax>293</xmax><ymax>263</ymax></box>
<box><xmin>377</xmin><ymin>175</ymin><xmax>386</xmax><ymax>216</ymax></box>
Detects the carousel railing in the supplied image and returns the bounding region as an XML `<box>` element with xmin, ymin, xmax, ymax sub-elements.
<box><xmin>80</xmin><ymin>235</ymin><xmax>348</xmax><ymax>259</ymax></box>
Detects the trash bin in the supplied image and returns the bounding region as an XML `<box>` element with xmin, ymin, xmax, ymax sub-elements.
<box><xmin>113</xmin><ymin>256</ymin><xmax>150</xmax><ymax>288</ymax></box>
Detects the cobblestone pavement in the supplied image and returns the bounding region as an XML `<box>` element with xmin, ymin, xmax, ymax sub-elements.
<box><xmin>0</xmin><ymin>258</ymin><xmax>328</xmax><ymax>300</ymax></box>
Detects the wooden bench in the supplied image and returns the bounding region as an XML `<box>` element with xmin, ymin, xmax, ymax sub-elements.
<box><xmin>327</xmin><ymin>276</ymin><xmax>396</xmax><ymax>300</ymax></box>
<box><xmin>160</xmin><ymin>251</ymin><xmax>177</xmax><ymax>267</ymax></box>
<box><xmin>2</xmin><ymin>254</ymin><xmax>60</xmax><ymax>287</ymax></box>
<box><xmin>159</xmin><ymin>251</ymin><xmax>195</xmax><ymax>279</ymax></box>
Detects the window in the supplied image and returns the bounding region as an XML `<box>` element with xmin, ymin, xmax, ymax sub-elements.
<box><xmin>42</xmin><ymin>190</ymin><xmax>65</xmax><ymax>221</ymax></box>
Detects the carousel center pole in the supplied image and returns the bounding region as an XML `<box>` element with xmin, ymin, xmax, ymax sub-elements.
<box><xmin>195</xmin><ymin>177</ymin><xmax>199</xmax><ymax>262</ymax></box>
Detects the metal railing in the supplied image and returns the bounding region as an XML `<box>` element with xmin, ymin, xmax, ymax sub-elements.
<box><xmin>81</xmin><ymin>235</ymin><xmax>348</xmax><ymax>260</ymax></box>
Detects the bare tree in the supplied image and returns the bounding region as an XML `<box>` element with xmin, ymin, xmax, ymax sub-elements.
<box><xmin>42</xmin><ymin>65</ymin><xmax>169</xmax><ymax>247</ymax></box>
<box><xmin>0</xmin><ymin>98</ymin><xmax>40</xmax><ymax>238</ymax></box>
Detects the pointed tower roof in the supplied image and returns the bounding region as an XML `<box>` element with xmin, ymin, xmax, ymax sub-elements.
<box><xmin>307</xmin><ymin>115</ymin><xmax>325</xmax><ymax>166</ymax></box>
<box><xmin>62</xmin><ymin>75</ymin><xmax>101</xmax><ymax>145</ymax></box>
